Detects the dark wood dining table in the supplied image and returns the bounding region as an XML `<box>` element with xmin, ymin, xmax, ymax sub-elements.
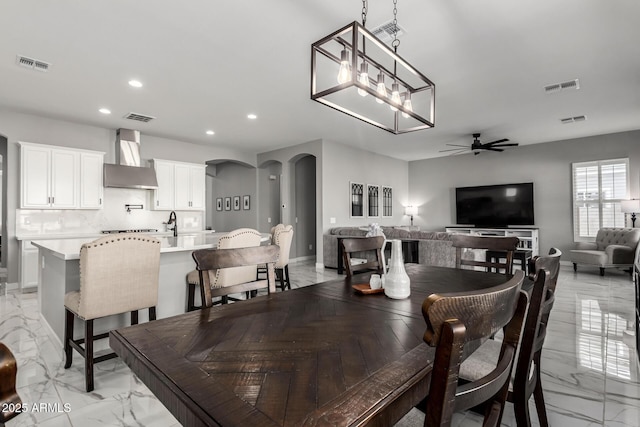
<box><xmin>110</xmin><ymin>264</ymin><xmax>511</xmax><ymax>427</ymax></box>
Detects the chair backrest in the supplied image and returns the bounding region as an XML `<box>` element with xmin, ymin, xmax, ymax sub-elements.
<box><xmin>192</xmin><ymin>245</ymin><xmax>280</xmax><ymax>307</ymax></box>
<box><xmin>0</xmin><ymin>343</ymin><xmax>21</xmax><ymax>424</ymax></box>
<box><xmin>273</xmin><ymin>225</ymin><xmax>294</xmax><ymax>268</ymax></box>
<box><xmin>270</xmin><ymin>223</ymin><xmax>285</xmax><ymax>238</ymax></box>
<box><xmin>529</xmin><ymin>248</ymin><xmax>562</xmax><ymax>350</ymax></box>
<box><xmin>214</xmin><ymin>228</ymin><xmax>262</xmax><ymax>287</ymax></box>
<box><xmin>341</xmin><ymin>236</ymin><xmax>385</xmax><ymax>277</ymax></box>
<box><xmin>78</xmin><ymin>234</ymin><xmax>161</xmax><ymax>319</ymax></box>
<box><xmin>451</xmin><ymin>234</ymin><xmax>520</xmax><ymax>275</ymax></box>
<box><xmin>422</xmin><ymin>270</ymin><xmax>527</xmax><ymax>427</ymax></box>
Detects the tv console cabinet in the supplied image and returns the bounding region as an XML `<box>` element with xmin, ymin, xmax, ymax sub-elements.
<box><xmin>445</xmin><ymin>227</ymin><xmax>539</xmax><ymax>257</ymax></box>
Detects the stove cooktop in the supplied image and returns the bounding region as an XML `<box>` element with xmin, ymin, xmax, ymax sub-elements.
<box><xmin>101</xmin><ymin>229</ymin><xmax>158</xmax><ymax>234</ymax></box>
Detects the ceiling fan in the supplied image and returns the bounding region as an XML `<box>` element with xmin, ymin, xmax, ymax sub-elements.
<box><xmin>440</xmin><ymin>133</ymin><xmax>519</xmax><ymax>155</ymax></box>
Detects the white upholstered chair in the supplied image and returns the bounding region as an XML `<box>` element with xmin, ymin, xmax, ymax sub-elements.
<box><xmin>257</xmin><ymin>224</ymin><xmax>294</xmax><ymax>290</ymax></box>
<box><xmin>63</xmin><ymin>234</ymin><xmax>161</xmax><ymax>392</ymax></box>
<box><xmin>186</xmin><ymin>228</ymin><xmax>262</xmax><ymax>309</ymax></box>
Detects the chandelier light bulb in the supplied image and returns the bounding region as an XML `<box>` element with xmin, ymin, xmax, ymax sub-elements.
<box><xmin>390</xmin><ymin>83</ymin><xmax>401</xmax><ymax>111</ymax></box>
<box><xmin>376</xmin><ymin>73</ymin><xmax>387</xmax><ymax>104</ymax></box>
<box><xmin>357</xmin><ymin>62</ymin><xmax>369</xmax><ymax>97</ymax></box>
<box><xmin>337</xmin><ymin>49</ymin><xmax>351</xmax><ymax>84</ymax></box>
<box><xmin>402</xmin><ymin>92</ymin><xmax>413</xmax><ymax>118</ymax></box>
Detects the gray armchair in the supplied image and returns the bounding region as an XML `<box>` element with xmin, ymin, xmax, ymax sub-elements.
<box><xmin>569</xmin><ymin>227</ymin><xmax>640</xmax><ymax>276</ymax></box>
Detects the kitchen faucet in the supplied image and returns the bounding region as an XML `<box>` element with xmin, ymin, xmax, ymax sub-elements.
<box><xmin>166</xmin><ymin>211</ymin><xmax>178</xmax><ymax>237</ymax></box>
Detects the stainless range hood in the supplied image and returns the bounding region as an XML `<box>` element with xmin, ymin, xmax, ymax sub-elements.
<box><xmin>103</xmin><ymin>129</ymin><xmax>158</xmax><ymax>189</ymax></box>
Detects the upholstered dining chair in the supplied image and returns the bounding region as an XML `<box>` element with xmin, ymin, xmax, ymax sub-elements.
<box><xmin>187</xmin><ymin>228</ymin><xmax>262</xmax><ymax>309</ymax></box>
<box><xmin>63</xmin><ymin>234</ymin><xmax>161</xmax><ymax>392</ymax></box>
<box><xmin>341</xmin><ymin>236</ymin><xmax>385</xmax><ymax>277</ymax></box>
<box><xmin>458</xmin><ymin>248</ymin><xmax>562</xmax><ymax>427</ymax></box>
<box><xmin>451</xmin><ymin>234</ymin><xmax>520</xmax><ymax>275</ymax></box>
<box><xmin>272</xmin><ymin>225</ymin><xmax>294</xmax><ymax>290</ymax></box>
<box><xmin>420</xmin><ymin>270</ymin><xmax>527</xmax><ymax>427</ymax></box>
<box><xmin>192</xmin><ymin>245</ymin><xmax>280</xmax><ymax>308</ymax></box>
<box><xmin>0</xmin><ymin>343</ymin><xmax>22</xmax><ymax>424</ymax></box>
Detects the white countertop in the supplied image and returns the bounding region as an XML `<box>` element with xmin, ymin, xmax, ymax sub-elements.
<box><xmin>31</xmin><ymin>232</ymin><xmax>269</xmax><ymax>260</ymax></box>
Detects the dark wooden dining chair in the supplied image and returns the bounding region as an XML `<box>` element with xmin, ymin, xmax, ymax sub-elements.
<box><xmin>0</xmin><ymin>343</ymin><xmax>22</xmax><ymax>425</ymax></box>
<box><xmin>192</xmin><ymin>245</ymin><xmax>280</xmax><ymax>308</ymax></box>
<box><xmin>421</xmin><ymin>269</ymin><xmax>527</xmax><ymax>427</ymax></box>
<box><xmin>459</xmin><ymin>248</ymin><xmax>561</xmax><ymax>427</ymax></box>
<box><xmin>451</xmin><ymin>234</ymin><xmax>520</xmax><ymax>275</ymax></box>
<box><xmin>341</xmin><ymin>236</ymin><xmax>385</xmax><ymax>277</ymax></box>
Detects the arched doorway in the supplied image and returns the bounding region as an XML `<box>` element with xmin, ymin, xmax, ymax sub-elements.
<box><xmin>290</xmin><ymin>154</ymin><xmax>316</xmax><ymax>260</ymax></box>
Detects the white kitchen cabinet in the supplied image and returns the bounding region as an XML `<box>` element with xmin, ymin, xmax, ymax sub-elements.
<box><xmin>20</xmin><ymin>142</ymin><xmax>104</xmax><ymax>210</ymax></box>
<box><xmin>19</xmin><ymin>240</ymin><xmax>39</xmax><ymax>291</ymax></box>
<box><xmin>80</xmin><ymin>152</ymin><xmax>104</xmax><ymax>208</ymax></box>
<box><xmin>152</xmin><ymin>159</ymin><xmax>205</xmax><ymax>211</ymax></box>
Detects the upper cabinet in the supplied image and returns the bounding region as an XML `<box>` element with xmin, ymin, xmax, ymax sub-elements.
<box><xmin>20</xmin><ymin>142</ymin><xmax>104</xmax><ymax>210</ymax></box>
<box><xmin>151</xmin><ymin>159</ymin><xmax>206</xmax><ymax>211</ymax></box>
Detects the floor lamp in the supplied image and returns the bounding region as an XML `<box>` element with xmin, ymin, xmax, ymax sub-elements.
<box><xmin>621</xmin><ymin>199</ymin><xmax>640</xmax><ymax>227</ymax></box>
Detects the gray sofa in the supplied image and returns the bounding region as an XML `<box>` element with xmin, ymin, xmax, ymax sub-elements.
<box><xmin>323</xmin><ymin>227</ymin><xmax>456</xmax><ymax>269</ymax></box>
<box><xmin>569</xmin><ymin>227</ymin><xmax>640</xmax><ymax>276</ymax></box>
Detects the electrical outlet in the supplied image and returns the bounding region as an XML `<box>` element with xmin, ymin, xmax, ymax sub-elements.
<box><xmin>308</xmin><ymin>244</ymin><xmax>313</xmax><ymax>250</ymax></box>
<box><xmin>267</xmin><ymin>217</ymin><xmax>271</xmax><ymax>223</ymax></box>
<box><xmin>330</xmin><ymin>217</ymin><xmax>336</xmax><ymax>224</ymax></box>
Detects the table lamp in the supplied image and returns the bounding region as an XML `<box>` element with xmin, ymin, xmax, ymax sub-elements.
<box><xmin>405</xmin><ymin>206</ymin><xmax>418</xmax><ymax>226</ymax></box>
<box><xmin>621</xmin><ymin>199</ymin><xmax>640</xmax><ymax>227</ymax></box>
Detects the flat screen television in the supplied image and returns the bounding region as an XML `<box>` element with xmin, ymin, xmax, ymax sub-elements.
<box><xmin>455</xmin><ymin>182</ymin><xmax>534</xmax><ymax>227</ymax></box>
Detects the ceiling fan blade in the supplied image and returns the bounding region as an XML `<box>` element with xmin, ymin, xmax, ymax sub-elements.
<box><xmin>491</xmin><ymin>143</ymin><xmax>519</xmax><ymax>147</ymax></box>
<box><xmin>484</xmin><ymin>138</ymin><xmax>509</xmax><ymax>145</ymax></box>
<box><xmin>445</xmin><ymin>144</ymin><xmax>470</xmax><ymax>148</ymax></box>
<box><xmin>439</xmin><ymin>147</ymin><xmax>469</xmax><ymax>152</ymax></box>
<box><xmin>484</xmin><ymin>147</ymin><xmax>504</xmax><ymax>152</ymax></box>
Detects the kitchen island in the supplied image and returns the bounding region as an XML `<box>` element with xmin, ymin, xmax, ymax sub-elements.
<box><xmin>32</xmin><ymin>232</ymin><xmax>265</xmax><ymax>345</ymax></box>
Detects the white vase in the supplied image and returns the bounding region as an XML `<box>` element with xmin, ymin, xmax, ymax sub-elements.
<box><xmin>384</xmin><ymin>239</ymin><xmax>411</xmax><ymax>299</ymax></box>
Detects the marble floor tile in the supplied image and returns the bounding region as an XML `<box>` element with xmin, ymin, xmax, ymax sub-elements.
<box><xmin>2</xmin><ymin>262</ymin><xmax>639</xmax><ymax>426</ymax></box>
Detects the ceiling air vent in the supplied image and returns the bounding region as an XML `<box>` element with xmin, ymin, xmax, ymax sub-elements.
<box><xmin>560</xmin><ymin>115</ymin><xmax>587</xmax><ymax>124</ymax></box>
<box><xmin>124</xmin><ymin>112</ymin><xmax>156</xmax><ymax>123</ymax></box>
<box><xmin>16</xmin><ymin>55</ymin><xmax>51</xmax><ymax>72</ymax></box>
<box><xmin>544</xmin><ymin>79</ymin><xmax>580</xmax><ymax>94</ymax></box>
<box><xmin>369</xmin><ymin>20</ymin><xmax>406</xmax><ymax>43</ymax></box>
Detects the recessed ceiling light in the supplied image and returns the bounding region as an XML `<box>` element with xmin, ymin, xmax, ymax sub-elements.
<box><xmin>98</xmin><ymin>108</ymin><xmax>111</xmax><ymax>115</ymax></box>
<box><xmin>128</xmin><ymin>80</ymin><xmax>143</xmax><ymax>88</ymax></box>
<box><xmin>206</xmin><ymin>130</ymin><xmax>215</xmax><ymax>135</ymax></box>
<box><xmin>247</xmin><ymin>114</ymin><xmax>257</xmax><ymax>119</ymax></box>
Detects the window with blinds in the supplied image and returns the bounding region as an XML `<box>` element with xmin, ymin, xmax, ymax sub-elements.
<box><xmin>572</xmin><ymin>158</ymin><xmax>629</xmax><ymax>241</ymax></box>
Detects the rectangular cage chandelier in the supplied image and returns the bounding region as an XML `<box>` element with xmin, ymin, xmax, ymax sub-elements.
<box><xmin>311</xmin><ymin>21</ymin><xmax>435</xmax><ymax>134</ymax></box>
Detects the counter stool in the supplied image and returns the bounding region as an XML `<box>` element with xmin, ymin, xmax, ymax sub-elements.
<box><xmin>63</xmin><ymin>234</ymin><xmax>161</xmax><ymax>392</ymax></box>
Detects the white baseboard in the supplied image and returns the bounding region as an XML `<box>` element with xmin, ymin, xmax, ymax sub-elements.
<box><xmin>315</xmin><ymin>262</ymin><xmax>325</xmax><ymax>271</ymax></box>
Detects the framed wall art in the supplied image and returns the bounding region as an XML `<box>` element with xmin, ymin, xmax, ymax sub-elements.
<box><xmin>233</xmin><ymin>196</ymin><xmax>241</xmax><ymax>211</ymax></box>
<box><xmin>350</xmin><ymin>182</ymin><xmax>364</xmax><ymax>218</ymax></box>
<box><xmin>243</xmin><ymin>195</ymin><xmax>250</xmax><ymax>210</ymax></box>
<box><xmin>224</xmin><ymin>197</ymin><xmax>231</xmax><ymax>211</ymax></box>
<box><xmin>382</xmin><ymin>186</ymin><xmax>393</xmax><ymax>217</ymax></box>
<box><xmin>367</xmin><ymin>184</ymin><xmax>380</xmax><ymax>217</ymax></box>
<box><xmin>216</xmin><ymin>197</ymin><xmax>223</xmax><ymax>211</ymax></box>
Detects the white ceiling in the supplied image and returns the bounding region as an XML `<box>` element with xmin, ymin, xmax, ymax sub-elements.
<box><xmin>1</xmin><ymin>0</ymin><xmax>639</xmax><ymax>161</ymax></box>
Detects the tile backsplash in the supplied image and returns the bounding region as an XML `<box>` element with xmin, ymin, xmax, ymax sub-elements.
<box><xmin>16</xmin><ymin>188</ymin><xmax>203</xmax><ymax>237</ymax></box>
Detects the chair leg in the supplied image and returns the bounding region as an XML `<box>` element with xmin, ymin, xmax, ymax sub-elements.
<box><xmin>284</xmin><ymin>265</ymin><xmax>291</xmax><ymax>290</ymax></box>
<box><xmin>131</xmin><ymin>310</ymin><xmax>139</xmax><ymax>325</ymax></box>
<box><xmin>573</xmin><ymin>263</ymin><xmax>577</xmax><ymax>272</ymax></box>
<box><xmin>513</xmin><ymin>396</ymin><xmax>532</xmax><ymax>427</ymax></box>
<box><xmin>85</xmin><ymin>319</ymin><xmax>94</xmax><ymax>392</ymax></box>
<box><xmin>533</xmin><ymin>356</ymin><xmax>549</xmax><ymax>427</ymax></box>
<box><xmin>149</xmin><ymin>306</ymin><xmax>157</xmax><ymax>321</ymax></box>
<box><xmin>187</xmin><ymin>282</ymin><xmax>196</xmax><ymax>311</ymax></box>
<box><xmin>600</xmin><ymin>267</ymin><xmax>605</xmax><ymax>276</ymax></box>
<box><xmin>63</xmin><ymin>309</ymin><xmax>74</xmax><ymax>369</ymax></box>
<box><xmin>276</xmin><ymin>268</ymin><xmax>285</xmax><ymax>291</ymax></box>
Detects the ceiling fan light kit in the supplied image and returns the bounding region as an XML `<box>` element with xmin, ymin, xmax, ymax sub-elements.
<box><xmin>311</xmin><ymin>0</ymin><xmax>435</xmax><ymax>134</ymax></box>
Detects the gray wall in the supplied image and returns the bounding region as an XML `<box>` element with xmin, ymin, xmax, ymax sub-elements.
<box><xmin>408</xmin><ymin>130</ymin><xmax>640</xmax><ymax>256</ymax></box>
<box><xmin>294</xmin><ymin>155</ymin><xmax>316</xmax><ymax>259</ymax></box>
<box><xmin>257</xmin><ymin>162</ymin><xmax>282</xmax><ymax>233</ymax></box>
<box><xmin>0</xmin><ymin>110</ymin><xmax>258</xmax><ymax>283</ymax></box>
<box><xmin>209</xmin><ymin>162</ymin><xmax>258</xmax><ymax>232</ymax></box>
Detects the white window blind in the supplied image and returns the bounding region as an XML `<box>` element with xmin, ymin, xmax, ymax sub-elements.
<box><xmin>572</xmin><ymin>158</ymin><xmax>629</xmax><ymax>242</ymax></box>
